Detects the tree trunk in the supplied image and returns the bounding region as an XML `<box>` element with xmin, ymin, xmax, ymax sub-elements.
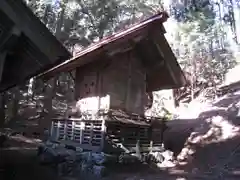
<box><xmin>39</xmin><ymin>78</ymin><xmax>57</xmax><ymax>133</ymax></box>
<box><xmin>55</xmin><ymin>0</ymin><xmax>68</xmax><ymax>40</ymax></box>
<box><xmin>190</xmin><ymin>50</ymin><xmax>196</xmax><ymax>102</ymax></box>
<box><xmin>27</xmin><ymin>78</ymin><xmax>35</xmax><ymax>102</ymax></box>
<box><xmin>12</xmin><ymin>87</ymin><xmax>20</xmax><ymax>119</ymax></box>
<box><xmin>0</xmin><ymin>51</ymin><xmax>6</xmax><ymax>127</ymax></box>
<box><xmin>0</xmin><ymin>93</ymin><xmax>6</xmax><ymax>127</ymax></box>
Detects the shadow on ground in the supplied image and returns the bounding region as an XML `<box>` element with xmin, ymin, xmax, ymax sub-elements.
<box><xmin>0</xmin><ymin>136</ymin><xmax>60</xmax><ymax>180</ymax></box>
<box><xmin>2</xmin><ymin>93</ymin><xmax>240</xmax><ymax>180</ymax></box>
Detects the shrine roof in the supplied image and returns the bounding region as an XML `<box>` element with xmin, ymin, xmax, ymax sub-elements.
<box><xmin>39</xmin><ymin>12</ymin><xmax>169</xmax><ymax>77</ymax></box>
<box><xmin>39</xmin><ymin>11</ymin><xmax>186</xmax><ymax>91</ymax></box>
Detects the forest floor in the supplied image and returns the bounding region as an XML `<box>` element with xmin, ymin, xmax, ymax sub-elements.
<box><xmin>1</xmin><ymin>91</ymin><xmax>240</xmax><ymax>180</ymax></box>
<box><xmin>0</xmin><ymin>137</ymin><xmax>60</xmax><ymax>180</ymax></box>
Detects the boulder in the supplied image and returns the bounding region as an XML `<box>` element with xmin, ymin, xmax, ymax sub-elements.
<box><xmin>161</xmin><ymin>150</ymin><xmax>174</xmax><ymax>161</ymax></box>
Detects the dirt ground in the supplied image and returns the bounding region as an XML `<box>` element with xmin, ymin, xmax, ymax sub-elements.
<box><xmin>0</xmin><ymin>149</ymin><xmax>60</xmax><ymax>180</ymax></box>
<box><xmin>0</xmin><ymin>136</ymin><xmax>61</xmax><ymax>180</ymax></box>
<box><xmin>0</xmin><ymin>134</ymin><xmax>192</xmax><ymax>180</ymax></box>
<box><xmin>1</xmin><ymin>134</ymin><xmax>240</xmax><ymax>180</ymax></box>
<box><xmin>2</xmin><ymin>92</ymin><xmax>240</xmax><ymax>180</ymax></box>
<box><xmin>0</xmin><ymin>147</ymin><xmax>193</xmax><ymax>180</ymax></box>
<box><xmin>2</xmin><ymin>130</ymin><xmax>240</xmax><ymax>180</ymax></box>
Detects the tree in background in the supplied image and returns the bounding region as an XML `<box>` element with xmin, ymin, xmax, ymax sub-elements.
<box><xmin>168</xmin><ymin>0</ymin><xmax>237</xmax><ymax>103</ymax></box>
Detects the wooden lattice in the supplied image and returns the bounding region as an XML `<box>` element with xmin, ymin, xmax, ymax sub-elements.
<box><xmin>51</xmin><ymin>119</ymin><xmax>105</xmax><ymax>152</ymax></box>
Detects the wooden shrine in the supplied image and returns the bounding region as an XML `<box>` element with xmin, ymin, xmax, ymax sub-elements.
<box><xmin>44</xmin><ymin>12</ymin><xmax>187</xmax><ymax>153</ymax></box>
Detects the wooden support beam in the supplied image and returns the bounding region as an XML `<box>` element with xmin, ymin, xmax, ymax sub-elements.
<box><xmin>153</xmin><ymin>39</ymin><xmax>178</xmax><ymax>85</ymax></box>
<box><xmin>0</xmin><ymin>0</ymin><xmax>70</xmax><ymax>62</ymax></box>
<box><xmin>0</xmin><ymin>26</ymin><xmax>21</xmax><ymax>52</ymax></box>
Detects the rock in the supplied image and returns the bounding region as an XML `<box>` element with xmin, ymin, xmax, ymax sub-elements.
<box><xmin>75</xmin><ymin>146</ymin><xmax>83</xmax><ymax>153</ymax></box>
<box><xmin>92</xmin><ymin>152</ymin><xmax>106</xmax><ymax>165</ymax></box>
<box><xmin>187</xmin><ymin>132</ymin><xmax>203</xmax><ymax>144</ymax></box>
<box><xmin>78</xmin><ymin>153</ymin><xmax>108</xmax><ymax>179</ymax></box>
<box><xmin>210</xmin><ymin>115</ymin><xmax>239</xmax><ymax>140</ymax></box>
<box><xmin>157</xmin><ymin>159</ymin><xmax>176</xmax><ymax>168</ymax></box>
<box><xmin>119</xmin><ymin>153</ymin><xmax>139</xmax><ymax>164</ymax></box>
<box><xmin>177</xmin><ymin>146</ymin><xmax>190</xmax><ymax>162</ymax></box>
<box><xmin>79</xmin><ymin>152</ymin><xmax>93</xmax><ymax>163</ymax></box>
<box><xmin>93</xmin><ymin>165</ymin><xmax>106</xmax><ymax>177</ymax></box>
<box><xmin>38</xmin><ymin>144</ymin><xmax>76</xmax><ymax>165</ymax></box>
<box><xmin>187</xmin><ymin>147</ymin><xmax>195</xmax><ymax>155</ymax></box>
<box><xmin>80</xmin><ymin>159</ymin><xmax>92</xmax><ymax>172</ymax></box>
<box><xmin>177</xmin><ymin>145</ymin><xmax>197</xmax><ymax>162</ymax></box>
<box><xmin>147</xmin><ymin>151</ymin><xmax>164</xmax><ymax>163</ymax></box>
<box><xmin>38</xmin><ymin>146</ymin><xmax>58</xmax><ymax>164</ymax></box>
<box><xmin>161</xmin><ymin>150</ymin><xmax>174</xmax><ymax>161</ymax></box>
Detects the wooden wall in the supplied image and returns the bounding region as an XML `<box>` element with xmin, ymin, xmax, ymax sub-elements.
<box><xmin>74</xmin><ymin>50</ymin><xmax>148</xmax><ymax>115</ymax></box>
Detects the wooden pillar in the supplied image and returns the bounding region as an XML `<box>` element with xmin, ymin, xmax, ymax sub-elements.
<box><xmin>173</xmin><ymin>89</ymin><xmax>180</xmax><ymax>107</ymax></box>
<box><xmin>149</xmin><ymin>125</ymin><xmax>153</xmax><ymax>152</ymax></box>
<box><xmin>135</xmin><ymin>126</ymin><xmax>142</xmax><ymax>160</ymax></box>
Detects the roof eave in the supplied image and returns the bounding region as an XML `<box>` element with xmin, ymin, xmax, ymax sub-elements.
<box><xmin>37</xmin><ymin>12</ymin><xmax>169</xmax><ymax>80</ymax></box>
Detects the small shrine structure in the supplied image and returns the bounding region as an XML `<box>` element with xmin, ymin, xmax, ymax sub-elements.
<box><xmin>41</xmin><ymin>12</ymin><xmax>186</xmax><ymax>153</ymax></box>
